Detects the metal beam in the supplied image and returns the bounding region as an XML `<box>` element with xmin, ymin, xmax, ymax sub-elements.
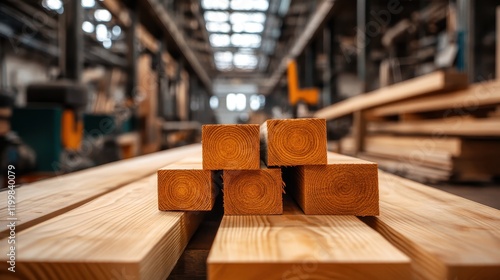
<box><xmin>63</xmin><ymin>0</ymin><xmax>83</xmax><ymax>81</ymax></box>
<box><xmin>261</xmin><ymin>0</ymin><xmax>335</xmax><ymax>95</ymax></box>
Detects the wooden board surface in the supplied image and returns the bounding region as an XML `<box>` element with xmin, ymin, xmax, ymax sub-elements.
<box><xmin>158</xmin><ymin>155</ymin><xmax>218</xmax><ymax>211</ymax></box>
<box><xmin>284</xmin><ymin>152</ymin><xmax>379</xmax><ymax>215</ymax></box>
<box><xmin>202</xmin><ymin>124</ymin><xmax>260</xmax><ymax>170</ymax></box>
<box><xmin>207</xmin><ymin>197</ymin><xmax>410</xmax><ymax>280</ymax></box>
<box><xmin>260</xmin><ymin>118</ymin><xmax>327</xmax><ymax>166</ymax></box>
<box><xmin>366</xmin><ymin>80</ymin><xmax>500</xmax><ymax>117</ymax></box>
<box><xmin>367</xmin><ymin>116</ymin><xmax>500</xmax><ymax>136</ymax></box>
<box><xmin>363</xmin><ymin>170</ymin><xmax>500</xmax><ymax>279</ymax></box>
<box><xmin>0</xmin><ymin>175</ymin><xmax>204</xmax><ymax>280</ymax></box>
<box><xmin>314</xmin><ymin>71</ymin><xmax>468</xmax><ymax>120</ymax></box>
<box><xmin>0</xmin><ymin>144</ymin><xmax>202</xmax><ymax>239</ymax></box>
<box><xmin>223</xmin><ymin>167</ymin><xmax>283</xmax><ymax>215</ymax></box>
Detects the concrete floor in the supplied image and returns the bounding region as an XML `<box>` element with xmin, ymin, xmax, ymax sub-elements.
<box><xmin>431</xmin><ymin>183</ymin><xmax>500</xmax><ymax>210</ymax></box>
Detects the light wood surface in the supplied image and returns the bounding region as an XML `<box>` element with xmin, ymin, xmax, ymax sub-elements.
<box><xmin>223</xmin><ymin>167</ymin><xmax>283</xmax><ymax>215</ymax></box>
<box><xmin>364</xmin><ymin>171</ymin><xmax>500</xmax><ymax>279</ymax></box>
<box><xmin>202</xmin><ymin>124</ymin><xmax>260</xmax><ymax>170</ymax></box>
<box><xmin>314</xmin><ymin>71</ymin><xmax>468</xmax><ymax>120</ymax></box>
<box><xmin>0</xmin><ymin>144</ymin><xmax>202</xmax><ymax>238</ymax></box>
<box><xmin>260</xmin><ymin>118</ymin><xmax>327</xmax><ymax>166</ymax></box>
<box><xmin>0</xmin><ymin>175</ymin><xmax>204</xmax><ymax>280</ymax></box>
<box><xmin>207</xmin><ymin>197</ymin><xmax>410</xmax><ymax>280</ymax></box>
<box><xmin>366</xmin><ymin>80</ymin><xmax>500</xmax><ymax>117</ymax></box>
<box><xmin>158</xmin><ymin>155</ymin><xmax>218</xmax><ymax>211</ymax></box>
<box><xmin>367</xmin><ymin>116</ymin><xmax>500</xmax><ymax>136</ymax></box>
<box><xmin>284</xmin><ymin>152</ymin><xmax>379</xmax><ymax>215</ymax></box>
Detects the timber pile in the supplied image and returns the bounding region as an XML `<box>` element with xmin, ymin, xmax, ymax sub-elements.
<box><xmin>157</xmin><ymin>118</ymin><xmax>379</xmax><ymax>216</ymax></box>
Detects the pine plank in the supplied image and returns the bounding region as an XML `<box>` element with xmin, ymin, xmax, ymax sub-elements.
<box><xmin>366</xmin><ymin>80</ymin><xmax>500</xmax><ymax>118</ymax></box>
<box><xmin>158</xmin><ymin>155</ymin><xmax>218</xmax><ymax>211</ymax></box>
<box><xmin>363</xmin><ymin>171</ymin><xmax>500</xmax><ymax>279</ymax></box>
<box><xmin>284</xmin><ymin>152</ymin><xmax>379</xmax><ymax>215</ymax></box>
<box><xmin>314</xmin><ymin>71</ymin><xmax>468</xmax><ymax>120</ymax></box>
<box><xmin>260</xmin><ymin>118</ymin><xmax>327</xmax><ymax>166</ymax></box>
<box><xmin>207</xmin><ymin>197</ymin><xmax>411</xmax><ymax>280</ymax></box>
<box><xmin>0</xmin><ymin>144</ymin><xmax>202</xmax><ymax>239</ymax></box>
<box><xmin>0</xmin><ymin>175</ymin><xmax>204</xmax><ymax>279</ymax></box>
<box><xmin>202</xmin><ymin>124</ymin><xmax>260</xmax><ymax>170</ymax></box>
<box><xmin>223</xmin><ymin>166</ymin><xmax>283</xmax><ymax>215</ymax></box>
<box><xmin>367</xmin><ymin>116</ymin><xmax>500</xmax><ymax>136</ymax></box>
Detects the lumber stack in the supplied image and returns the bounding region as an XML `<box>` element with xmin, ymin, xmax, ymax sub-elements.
<box><xmin>157</xmin><ymin>118</ymin><xmax>379</xmax><ymax>216</ymax></box>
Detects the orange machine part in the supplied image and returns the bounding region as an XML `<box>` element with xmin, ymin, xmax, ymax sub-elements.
<box><xmin>287</xmin><ymin>60</ymin><xmax>319</xmax><ymax>106</ymax></box>
<box><xmin>61</xmin><ymin>109</ymin><xmax>83</xmax><ymax>150</ymax></box>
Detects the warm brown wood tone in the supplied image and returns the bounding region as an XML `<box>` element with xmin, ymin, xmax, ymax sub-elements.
<box><xmin>284</xmin><ymin>152</ymin><xmax>378</xmax><ymax>215</ymax></box>
<box><xmin>367</xmin><ymin>116</ymin><xmax>500</xmax><ymax>136</ymax></box>
<box><xmin>223</xmin><ymin>166</ymin><xmax>283</xmax><ymax>215</ymax></box>
<box><xmin>366</xmin><ymin>80</ymin><xmax>500</xmax><ymax>118</ymax></box>
<box><xmin>314</xmin><ymin>71</ymin><xmax>468</xmax><ymax>120</ymax></box>
<box><xmin>207</xmin><ymin>197</ymin><xmax>410</xmax><ymax>280</ymax></box>
<box><xmin>0</xmin><ymin>144</ymin><xmax>202</xmax><ymax>239</ymax></box>
<box><xmin>362</xmin><ymin>170</ymin><xmax>500</xmax><ymax>280</ymax></box>
<box><xmin>0</xmin><ymin>175</ymin><xmax>204</xmax><ymax>280</ymax></box>
<box><xmin>202</xmin><ymin>124</ymin><xmax>260</xmax><ymax>170</ymax></box>
<box><xmin>260</xmin><ymin>118</ymin><xmax>327</xmax><ymax>166</ymax></box>
<box><xmin>158</xmin><ymin>156</ymin><xmax>217</xmax><ymax>211</ymax></box>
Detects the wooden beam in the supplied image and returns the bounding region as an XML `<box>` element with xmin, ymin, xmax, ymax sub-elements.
<box><xmin>0</xmin><ymin>175</ymin><xmax>204</xmax><ymax>279</ymax></box>
<box><xmin>367</xmin><ymin>116</ymin><xmax>500</xmax><ymax>136</ymax></box>
<box><xmin>314</xmin><ymin>71</ymin><xmax>468</xmax><ymax>120</ymax></box>
<box><xmin>284</xmin><ymin>152</ymin><xmax>378</xmax><ymax>215</ymax></box>
<box><xmin>363</xmin><ymin>171</ymin><xmax>500</xmax><ymax>279</ymax></box>
<box><xmin>207</xmin><ymin>197</ymin><xmax>410</xmax><ymax>279</ymax></box>
<box><xmin>0</xmin><ymin>144</ymin><xmax>202</xmax><ymax>238</ymax></box>
<box><xmin>158</xmin><ymin>155</ymin><xmax>218</xmax><ymax>211</ymax></box>
<box><xmin>223</xmin><ymin>167</ymin><xmax>283</xmax><ymax>215</ymax></box>
<box><xmin>260</xmin><ymin>118</ymin><xmax>327</xmax><ymax>166</ymax></box>
<box><xmin>366</xmin><ymin>80</ymin><xmax>500</xmax><ymax>117</ymax></box>
<box><xmin>202</xmin><ymin>124</ymin><xmax>260</xmax><ymax>170</ymax></box>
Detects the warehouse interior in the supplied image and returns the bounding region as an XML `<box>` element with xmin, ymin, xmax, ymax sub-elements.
<box><xmin>0</xmin><ymin>0</ymin><xmax>500</xmax><ymax>279</ymax></box>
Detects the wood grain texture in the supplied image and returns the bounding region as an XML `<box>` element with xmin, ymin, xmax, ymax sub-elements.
<box><xmin>367</xmin><ymin>116</ymin><xmax>500</xmax><ymax>136</ymax></box>
<box><xmin>314</xmin><ymin>71</ymin><xmax>468</xmax><ymax>120</ymax></box>
<box><xmin>202</xmin><ymin>124</ymin><xmax>260</xmax><ymax>170</ymax></box>
<box><xmin>362</xmin><ymin>170</ymin><xmax>500</xmax><ymax>279</ymax></box>
<box><xmin>207</xmin><ymin>197</ymin><xmax>410</xmax><ymax>280</ymax></box>
<box><xmin>366</xmin><ymin>80</ymin><xmax>500</xmax><ymax>117</ymax></box>
<box><xmin>284</xmin><ymin>152</ymin><xmax>379</xmax><ymax>215</ymax></box>
<box><xmin>223</xmin><ymin>167</ymin><xmax>283</xmax><ymax>215</ymax></box>
<box><xmin>0</xmin><ymin>144</ymin><xmax>202</xmax><ymax>239</ymax></box>
<box><xmin>0</xmin><ymin>175</ymin><xmax>204</xmax><ymax>280</ymax></box>
<box><xmin>158</xmin><ymin>155</ymin><xmax>217</xmax><ymax>211</ymax></box>
<box><xmin>260</xmin><ymin>118</ymin><xmax>327</xmax><ymax>166</ymax></box>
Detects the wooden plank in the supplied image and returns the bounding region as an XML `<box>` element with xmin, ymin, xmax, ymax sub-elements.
<box><xmin>0</xmin><ymin>144</ymin><xmax>202</xmax><ymax>238</ymax></box>
<box><xmin>158</xmin><ymin>155</ymin><xmax>218</xmax><ymax>211</ymax></box>
<box><xmin>207</xmin><ymin>197</ymin><xmax>410</xmax><ymax>280</ymax></box>
<box><xmin>223</xmin><ymin>166</ymin><xmax>283</xmax><ymax>215</ymax></box>
<box><xmin>260</xmin><ymin>118</ymin><xmax>327</xmax><ymax>166</ymax></box>
<box><xmin>366</xmin><ymin>80</ymin><xmax>500</xmax><ymax>117</ymax></box>
<box><xmin>0</xmin><ymin>175</ymin><xmax>204</xmax><ymax>279</ymax></box>
<box><xmin>202</xmin><ymin>124</ymin><xmax>260</xmax><ymax>170</ymax></box>
<box><xmin>362</xmin><ymin>171</ymin><xmax>500</xmax><ymax>279</ymax></box>
<box><xmin>367</xmin><ymin>116</ymin><xmax>500</xmax><ymax>136</ymax></box>
<box><xmin>314</xmin><ymin>71</ymin><xmax>468</xmax><ymax>120</ymax></box>
<box><xmin>284</xmin><ymin>152</ymin><xmax>379</xmax><ymax>215</ymax></box>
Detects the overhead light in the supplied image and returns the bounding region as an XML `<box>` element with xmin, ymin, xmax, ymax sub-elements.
<box><xmin>230</xmin><ymin>12</ymin><xmax>266</xmax><ymax>24</ymax></box>
<box><xmin>231</xmin><ymin>34</ymin><xmax>261</xmax><ymax>47</ymax></box>
<box><xmin>250</xmin><ymin>94</ymin><xmax>265</xmax><ymax>111</ymax></box>
<box><xmin>42</xmin><ymin>0</ymin><xmax>63</xmax><ymax>13</ymax></box>
<box><xmin>215</xmin><ymin>51</ymin><xmax>233</xmax><ymax>63</ymax></box>
<box><xmin>95</xmin><ymin>9</ymin><xmax>112</xmax><ymax>22</ymax></box>
<box><xmin>82</xmin><ymin>0</ymin><xmax>95</xmax><ymax>8</ymax></box>
<box><xmin>209</xmin><ymin>96</ymin><xmax>219</xmax><ymax>110</ymax></box>
<box><xmin>231</xmin><ymin>0</ymin><xmax>269</xmax><ymax>11</ymax></box>
<box><xmin>206</xmin><ymin>22</ymin><xmax>231</xmax><ymax>33</ymax></box>
<box><xmin>204</xmin><ymin>11</ymin><xmax>229</xmax><ymax>22</ymax></box>
<box><xmin>233</xmin><ymin>53</ymin><xmax>258</xmax><ymax>69</ymax></box>
<box><xmin>95</xmin><ymin>24</ymin><xmax>108</xmax><ymax>41</ymax></box>
<box><xmin>232</xmin><ymin>22</ymin><xmax>264</xmax><ymax>33</ymax></box>
<box><xmin>103</xmin><ymin>39</ymin><xmax>112</xmax><ymax>49</ymax></box>
<box><xmin>209</xmin><ymin>34</ymin><xmax>230</xmax><ymax>47</ymax></box>
<box><xmin>82</xmin><ymin>21</ymin><xmax>95</xmax><ymax>33</ymax></box>
<box><xmin>112</xmin><ymin>25</ymin><xmax>121</xmax><ymax>37</ymax></box>
<box><xmin>202</xmin><ymin>0</ymin><xmax>229</xmax><ymax>10</ymax></box>
<box><xmin>226</xmin><ymin>93</ymin><xmax>246</xmax><ymax>111</ymax></box>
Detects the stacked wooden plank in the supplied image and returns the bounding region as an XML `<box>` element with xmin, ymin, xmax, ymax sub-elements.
<box><xmin>157</xmin><ymin>118</ymin><xmax>379</xmax><ymax>216</ymax></box>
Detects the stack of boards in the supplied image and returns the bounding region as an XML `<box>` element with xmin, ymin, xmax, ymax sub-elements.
<box><xmin>157</xmin><ymin>118</ymin><xmax>379</xmax><ymax>216</ymax></box>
